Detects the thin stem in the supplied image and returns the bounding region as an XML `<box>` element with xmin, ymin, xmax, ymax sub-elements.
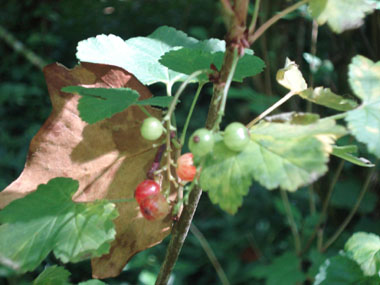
<box><xmin>247</xmin><ymin>91</ymin><xmax>295</xmax><ymax>128</ymax></box>
<box><xmin>0</xmin><ymin>25</ymin><xmax>47</xmax><ymax>70</ymax></box>
<box><xmin>180</xmin><ymin>83</ymin><xmax>205</xmax><ymax>146</ymax></box>
<box><xmin>301</xmin><ymin>160</ymin><xmax>345</xmax><ymax>254</ymax></box>
<box><xmin>137</xmin><ymin>105</ymin><xmax>152</xmax><ymax>117</ymax></box>
<box><xmin>308</xmin><ymin>186</ymin><xmax>316</xmax><ymax>215</ymax></box>
<box><xmin>164</xmin><ymin>70</ymin><xmax>207</xmax><ymax>122</ymax></box>
<box><xmin>320</xmin><ymin>113</ymin><xmax>347</xmax><ymax>122</ymax></box>
<box><xmin>248</xmin><ymin>0</ymin><xmax>310</xmax><ymax>44</ymax></box>
<box><xmin>213</xmin><ymin>49</ymin><xmax>239</xmax><ymax>130</ymax></box>
<box><xmin>321</xmin><ymin>165</ymin><xmax>377</xmax><ymax>251</ymax></box>
<box><xmin>190</xmin><ymin>224</ymin><xmax>230</xmax><ymax>285</ymax></box>
<box><xmin>280</xmin><ymin>190</ymin><xmax>302</xmax><ymax>255</ymax></box>
<box><xmin>107</xmin><ymin>198</ymin><xmax>135</xmax><ymax>203</ymax></box>
<box><xmin>248</xmin><ymin>0</ymin><xmax>261</xmax><ymax>34</ymax></box>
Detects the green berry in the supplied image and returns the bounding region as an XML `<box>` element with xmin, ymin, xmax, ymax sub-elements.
<box><xmin>189</xmin><ymin>128</ymin><xmax>214</xmax><ymax>157</ymax></box>
<box><xmin>223</xmin><ymin>122</ymin><xmax>250</xmax><ymax>152</ymax></box>
<box><xmin>140</xmin><ymin>117</ymin><xmax>163</xmax><ymax>141</ymax></box>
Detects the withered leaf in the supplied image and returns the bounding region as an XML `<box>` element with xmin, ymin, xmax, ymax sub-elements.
<box><xmin>0</xmin><ymin>62</ymin><xmax>175</xmax><ymax>278</ymax></box>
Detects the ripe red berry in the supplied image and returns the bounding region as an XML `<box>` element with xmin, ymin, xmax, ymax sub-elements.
<box><xmin>176</xmin><ymin>153</ymin><xmax>197</xmax><ymax>182</ymax></box>
<box><xmin>134</xmin><ymin>180</ymin><xmax>160</xmax><ymax>204</ymax></box>
<box><xmin>139</xmin><ymin>193</ymin><xmax>169</xmax><ymax>221</ymax></box>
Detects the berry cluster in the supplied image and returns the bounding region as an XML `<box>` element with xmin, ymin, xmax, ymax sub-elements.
<box><xmin>189</xmin><ymin>122</ymin><xmax>250</xmax><ymax>156</ymax></box>
<box><xmin>134</xmin><ymin>180</ymin><xmax>169</xmax><ymax>221</ymax></box>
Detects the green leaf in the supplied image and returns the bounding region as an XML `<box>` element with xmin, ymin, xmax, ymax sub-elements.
<box><xmin>314</xmin><ymin>253</ymin><xmax>370</xmax><ymax>284</ymax></box>
<box><xmin>346</xmin><ymin>56</ymin><xmax>380</xmax><ymax>158</ymax></box>
<box><xmin>78</xmin><ymin>280</ymin><xmax>107</xmax><ymax>285</ymax></box>
<box><xmin>309</xmin><ymin>0</ymin><xmax>376</xmax><ymax>33</ymax></box>
<box><xmin>331</xmin><ymin>180</ymin><xmax>377</xmax><ymax>214</ymax></box>
<box><xmin>332</xmin><ymin>145</ymin><xmax>375</xmax><ymax>167</ymax></box>
<box><xmin>276</xmin><ymin>58</ymin><xmax>307</xmax><ymax>93</ymax></box>
<box><xmin>249</xmin><ymin>119</ymin><xmax>346</xmax><ymax>191</ymax></box>
<box><xmin>299</xmin><ymin>87</ymin><xmax>358</xmax><ymax>111</ymax></box>
<box><xmin>264</xmin><ymin>112</ymin><xmax>320</xmax><ymax>125</ymax></box>
<box><xmin>160</xmin><ymin>48</ymin><xmax>265</xmax><ymax>83</ymax></box>
<box><xmin>345</xmin><ymin>232</ymin><xmax>380</xmax><ymax>276</ymax></box>
<box><xmin>135</xmin><ymin>96</ymin><xmax>173</xmax><ymax>108</ymax></box>
<box><xmin>251</xmin><ymin>252</ymin><xmax>305</xmax><ymax>285</ymax></box>
<box><xmin>76</xmin><ymin>26</ymin><xmax>200</xmax><ymax>86</ymax></box>
<box><xmin>61</xmin><ymin>86</ymin><xmax>139</xmax><ymax>124</ymax></box>
<box><xmin>199</xmin><ymin>138</ymin><xmax>253</xmax><ymax>214</ymax></box>
<box><xmin>33</xmin><ymin>266</ymin><xmax>71</xmax><ymax>285</ymax></box>
<box><xmin>0</xmin><ymin>178</ymin><xmax>118</xmax><ymax>273</ymax></box>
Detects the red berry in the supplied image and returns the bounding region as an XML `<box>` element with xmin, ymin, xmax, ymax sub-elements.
<box><xmin>134</xmin><ymin>180</ymin><xmax>160</xmax><ymax>204</ymax></box>
<box><xmin>139</xmin><ymin>193</ymin><xmax>169</xmax><ymax>221</ymax></box>
<box><xmin>176</xmin><ymin>153</ymin><xmax>197</xmax><ymax>182</ymax></box>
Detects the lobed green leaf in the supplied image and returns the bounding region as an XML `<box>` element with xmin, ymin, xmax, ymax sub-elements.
<box><xmin>345</xmin><ymin>232</ymin><xmax>380</xmax><ymax>276</ymax></box>
<box><xmin>346</xmin><ymin>56</ymin><xmax>380</xmax><ymax>158</ymax></box>
<box><xmin>160</xmin><ymin>48</ymin><xmax>265</xmax><ymax>83</ymax></box>
<box><xmin>62</xmin><ymin>86</ymin><xmax>140</xmax><ymax>124</ymax></box>
<box><xmin>314</xmin><ymin>253</ymin><xmax>376</xmax><ymax>284</ymax></box>
<box><xmin>33</xmin><ymin>266</ymin><xmax>71</xmax><ymax>285</ymax></box>
<box><xmin>199</xmin><ymin>138</ymin><xmax>254</xmax><ymax>214</ymax></box>
<box><xmin>0</xmin><ymin>177</ymin><xmax>118</xmax><ymax>273</ymax></box>
<box><xmin>309</xmin><ymin>0</ymin><xmax>376</xmax><ymax>33</ymax></box>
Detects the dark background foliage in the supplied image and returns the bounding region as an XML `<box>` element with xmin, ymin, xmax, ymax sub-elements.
<box><xmin>1</xmin><ymin>1</ymin><xmax>379</xmax><ymax>284</ymax></box>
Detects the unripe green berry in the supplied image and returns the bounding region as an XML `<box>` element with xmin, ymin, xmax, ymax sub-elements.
<box><xmin>223</xmin><ymin>122</ymin><xmax>250</xmax><ymax>152</ymax></box>
<box><xmin>189</xmin><ymin>128</ymin><xmax>214</xmax><ymax>157</ymax></box>
<box><xmin>140</xmin><ymin>117</ymin><xmax>163</xmax><ymax>141</ymax></box>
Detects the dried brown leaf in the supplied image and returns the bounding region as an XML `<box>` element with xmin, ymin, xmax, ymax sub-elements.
<box><xmin>0</xmin><ymin>62</ymin><xmax>175</xmax><ymax>278</ymax></box>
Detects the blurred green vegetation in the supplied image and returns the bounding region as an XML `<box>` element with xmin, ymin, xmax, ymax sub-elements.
<box><xmin>1</xmin><ymin>0</ymin><xmax>379</xmax><ymax>284</ymax></box>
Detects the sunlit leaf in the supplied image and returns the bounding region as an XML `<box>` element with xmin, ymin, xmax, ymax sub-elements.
<box><xmin>345</xmin><ymin>232</ymin><xmax>380</xmax><ymax>276</ymax></box>
<box><xmin>346</xmin><ymin>56</ymin><xmax>380</xmax><ymax>158</ymax></box>
<box><xmin>309</xmin><ymin>0</ymin><xmax>376</xmax><ymax>33</ymax></box>
<box><xmin>276</xmin><ymin>58</ymin><xmax>307</xmax><ymax>93</ymax></box>
<box><xmin>299</xmin><ymin>87</ymin><xmax>358</xmax><ymax>111</ymax></box>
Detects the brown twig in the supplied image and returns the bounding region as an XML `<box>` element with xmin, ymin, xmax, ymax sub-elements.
<box><xmin>155</xmin><ymin>1</ymin><xmax>249</xmax><ymax>284</ymax></box>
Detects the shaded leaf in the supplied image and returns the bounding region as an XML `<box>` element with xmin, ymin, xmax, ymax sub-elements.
<box><xmin>252</xmin><ymin>252</ymin><xmax>305</xmax><ymax>285</ymax></box>
<box><xmin>0</xmin><ymin>178</ymin><xmax>118</xmax><ymax>273</ymax></box>
<box><xmin>345</xmin><ymin>232</ymin><xmax>380</xmax><ymax>276</ymax></box>
<box><xmin>331</xmin><ymin>179</ymin><xmax>377</xmax><ymax>214</ymax></box>
<box><xmin>276</xmin><ymin>58</ymin><xmax>307</xmax><ymax>93</ymax></box>
<box><xmin>61</xmin><ymin>86</ymin><xmax>140</xmax><ymax>124</ymax></box>
<box><xmin>160</xmin><ymin>48</ymin><xmax>265</xmax><ymax>83</ymax></box>
<box><xmin>314</xmin><ymin>253</ymin><xmax>369</xmax><ymax>284</ymax></box>
<box><xmin>0</xmin><ymin>62</ymin><xmax>176</xmax><ymax>279</ymax></box>
<box><xmin>332</xmin><ymin>145</ymin><xmax>375</xmax><ymax>167</ymax></box>
<box><xmin>346</xmin><ymin>56</ymin><xmax>380</xmax><ymax>158</ymax></box>
<box><xmin>33</xmin><ymin>266</ymin><xmax>71</xmax><ymax>285</ymax></box>
<box><xmin>299</xmin><ymin>87</ymin><xmax>358</xmax><ymax>111</ymax></box>
<box><xmin>135</xmin><ymin>96</ymin><xmax>173</xmax><ymax>108</ymax></box>
<box><xmin>79</xmin><ymin>280</ymin><xmax>106</xmax><ymax>285</ymax></box>
<box><xmin>309</xmin><ymin>0</ymin><xmax>376</xmax><ymax>33</ymax></box>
